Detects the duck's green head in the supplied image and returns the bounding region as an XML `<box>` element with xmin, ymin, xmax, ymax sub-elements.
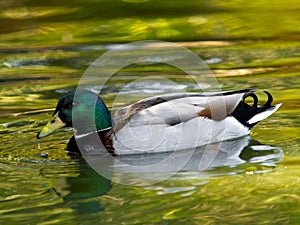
<box><xmin>37</xmin><ymin>90</ymin><xmax>112</xmax><ymax>139</ymax></box>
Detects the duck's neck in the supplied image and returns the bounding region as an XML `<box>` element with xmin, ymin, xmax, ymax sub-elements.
<box><xmin>74</xmin><ymin>97</ymin><xmax>112</xmax><ymax>136</ymax></box>
<box><xmin>94</xmin><ymin>98</ymin><xmax>112</xmax><ymax>131</ymax></box>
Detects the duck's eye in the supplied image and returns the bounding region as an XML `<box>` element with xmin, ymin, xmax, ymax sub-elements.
<box><xmin>66</xmin><ymin>102</ymin><xmax>77</xmax><ymax>109</ymax></box>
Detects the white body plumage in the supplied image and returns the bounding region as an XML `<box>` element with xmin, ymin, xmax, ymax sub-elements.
<box><xmin>112</xmin><ymin>90</ymin><xmax>281</xmax><ymax>155</ymax></box>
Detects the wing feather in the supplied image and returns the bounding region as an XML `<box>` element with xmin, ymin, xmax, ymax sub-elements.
<box><xmin>112</xmin><ymin>89</ymin><xmax>254</xmax><ymax>132</ymax></box>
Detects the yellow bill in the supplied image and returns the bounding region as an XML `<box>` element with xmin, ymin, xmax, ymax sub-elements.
<box><xmin>37</xmin><ymin>112</ymin><xmax>66</xmax><ymax>139</ymax></box>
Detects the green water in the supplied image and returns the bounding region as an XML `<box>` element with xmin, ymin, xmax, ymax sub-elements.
<box><xmin>0</xmin><ymin>1</ymin><xmax>300</xmax><ymax>224</ymax></box>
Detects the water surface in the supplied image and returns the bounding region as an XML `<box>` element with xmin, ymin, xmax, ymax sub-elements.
<box><xmin>0</xmin><ymin>1</ymin><xmax>299</xmax><ymax>224</ymax></box>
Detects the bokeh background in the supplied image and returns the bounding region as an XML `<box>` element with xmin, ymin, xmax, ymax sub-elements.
<box><xmin>0</xmin><ymin>1</ymin><xmax>299</xmax><ymax>224</ymax></box>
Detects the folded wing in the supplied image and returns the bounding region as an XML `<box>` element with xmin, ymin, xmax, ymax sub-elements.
<box><xmin>112</xmin><ymin>89</ymin><xmax>254</xmax><ymax>131</ymax></box>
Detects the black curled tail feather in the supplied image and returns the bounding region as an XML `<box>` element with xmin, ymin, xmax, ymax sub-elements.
<box><xmin>231</xmin><ymin>91</ymin><xmax>275</xmax><ymax>129</ymax></box>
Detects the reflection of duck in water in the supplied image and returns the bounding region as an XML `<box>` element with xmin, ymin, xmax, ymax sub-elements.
<box><xmin>49</xmin><ymin>137</ymin><xmax>282</xmax><ymax>201</ymax></box>
<box><xmin>37</xmin><ymin>89</ymin><xmax>281</xmax><ymax>156</ymax></box>
<box><xmin>111</xmin><ymin>136</ymin><xmax>283</xmax><ymax>175</ymax></box>
<box><xmin>51</xmin><ymin>161</ymin><xmax>112</xmax><ymax>215</ymax></box>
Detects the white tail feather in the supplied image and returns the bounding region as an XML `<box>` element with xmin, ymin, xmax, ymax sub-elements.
<box><xmin>247</xmin><ymin>103</ymin><xmax>282</xmax><ymax>124</ymax></box>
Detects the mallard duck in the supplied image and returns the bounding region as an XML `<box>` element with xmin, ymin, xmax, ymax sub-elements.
<box><xmin>37</xmin><ymin>89</ymin><xmax>281</xmax><ymax>155</ymax></box>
